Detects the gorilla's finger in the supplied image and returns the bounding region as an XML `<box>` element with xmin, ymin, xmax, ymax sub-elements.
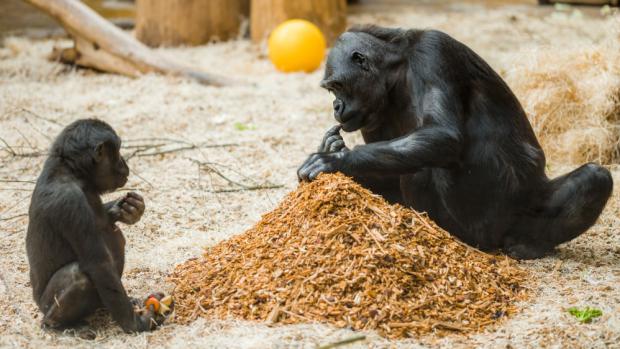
<box><xmin>309</xmin><ymin>165</ymin><xmax>331</xmax><ymax>181</ymax></box>
<box><xmin>324</xmin><ymin>134</ymin><xmax>343</xmax><ymax>147</ymax></box>
<box><xmin>126</xmin><ymin>192</ymin><xmax>143</xmax><ymax>201</ymax></box>
<box><xmin>303</xmin><ymin>159</ymin><xmax>330</xmax><ymax>180</ymax></box>
<box><xmin>125</xmin><ymin>197</ymin><xmax>144</xmax><ymax>212</ymax></box>
<box><xmin>326</xmin><ymin>124</ymin><xmax>342</xmax><ymax>135</ymax></box>
<box><xmin>108</xmin><ymin>205</ymin><xmax>122</xmax><ymax>220</ymax></box>
<box><xmin>329</xmin><ymin>140</ymin><xmax>345</xmax><ymax>152</ymax></box>
<box><xmin>318</xmin><ymin>135</ymin><xmax>332</xmax><ymax>152</ymax></box>
<box><xmin>297</xmin><ymin>163</ymin><xmax>312</xmax><ymax>181</ymax></box>
<box><xmin>296</xmin><ymin>168</ymin><xmax>304</xmax><ymax>181</ymax></box>
<box><xmin>299</xmin><ymin>153</ymin><xmax>328</xmax><ymax>179</ymax></box>
<box><xmin>299</xmin><ymin>158</ymin><xmax>323</xmax><ymax>181</ymax></box>
<box><xmin>318</xmin><ymin>125</ymin><xmax>343</xmax><ymax>152</ymax></box>
<box><xmin>300</xmin><ymin>153</ymin><xmax>320</xmax><ymax>170</ymax></box>
<box><xmin>122</xmin><ymin>203</ymin><xmax>137</xmax><ymax>214</ymax></box>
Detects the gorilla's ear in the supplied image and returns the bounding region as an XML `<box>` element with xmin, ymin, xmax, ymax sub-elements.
<box><xmin>351</xmin><ymin>51</ymin><xmax>369</xmax><ymax>71</ymax></box>
<box><xmin>94</xmin><ymin>142</ymin><xmax>105</xmax><ymax>163</ymax></box>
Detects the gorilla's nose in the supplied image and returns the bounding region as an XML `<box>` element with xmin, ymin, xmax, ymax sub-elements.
<box><xmin>333</xmin><ymin>99</ymin><xmax>344</xmax><ymax>119</ymax></box>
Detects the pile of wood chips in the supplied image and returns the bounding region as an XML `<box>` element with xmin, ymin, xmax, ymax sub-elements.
<box><xmin>170</xmin><ymin>173</ymin><xmax>528</xmax><ymax>338</ymax></box>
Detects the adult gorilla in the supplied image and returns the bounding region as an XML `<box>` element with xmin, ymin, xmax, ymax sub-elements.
<box><xmin>298</xmin><ymin>26</ymin><xmax>613</xmax><ymax>260</ymax></box>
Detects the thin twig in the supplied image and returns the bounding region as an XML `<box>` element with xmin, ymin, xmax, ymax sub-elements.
<box><xmin>20</xmin><ymin>107</ymin><xmax>63</xmax><ymax>126</ymax></box>
<box><xmin>201</xmin><ymin>160</ymin><xmax>264</xmax><ymax>184</ymax></box>
<box><xmin>0</xmin><ymin>112</ymin><xmax>46</xmax><ymax>158</ymax></box>
<box><xmin>190</xmin><ymin>159</ymin><xmax>283</xmax><ymax>192</ymax></box>
<box><xmin>129</xmin><ymin>168</ymin><xmax>154</xmax><ymax>188</ymax></box>
<box><xmin>281</xmin><ymin>309</ymin><xmax>313</xmax><ymax>322</ymax></box>
<box><xmin>317</xmin><ymin>335</ymin><xmax>366</xmax><ymax>349</ymax></box>
<box><xmin>123</xmin><ymin>141</ymin><xmax>237</xmax><ymax>159</ymax></box>
<box><xmin>0</xmin><ymin>137</ymin><xmax>16</xmax><ymax>156</ymax></box>
<box><xmin>0</xmin><ymin>194</ymin><xmax>30</xmax><ymax>218</ymax></box>
<box><xmin>0</xmin><ymin>213</ymin><xmax>28</xmax><ymax>221</ymax></box>
<box><xmin>124</xmin><ymin>137</ymin><xmax>194</xmax><ymax>144</ymax></box>
<box><xmin>212</xmin><ymin>185</ymin><xmax>283</xmax><ymax>193</ymax></box>
<box><xmin>20</xmin><ymin>120</ymin><xmax>51</xmax><ymax>141</ymax></box>
<box><xmin>3</xmin><ymin>151</ymin><xmax>47</xmax><ymax>158</ymax></box>
<box><xmin>134</xmin><ymin>144</ymin><xmax>234</xmax><ymax>158</ymax></box>
<box><xmin>0</xmin><ymin>179</ymin><xmax>35</xmax><ymax>184</ymax></box>
<box><xmin>122</xmin><ymin>143</ymin><xmax>167</xmax><ymax>149</ymax></box>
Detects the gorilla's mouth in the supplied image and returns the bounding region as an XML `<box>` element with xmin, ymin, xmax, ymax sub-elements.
<box><xmin>117</xmin><ymin>175</ymin><xmax>129</xmax><ymax>188</ymax></box>
<box><xmin>340</xmin><ymin>114</ymin><xmax>366</xmax><ymax>132</ymax></box>
<box><xmin>332</xmin><ymin>97</ymin><xmax>368</xmax><ymax>132</ymax></box>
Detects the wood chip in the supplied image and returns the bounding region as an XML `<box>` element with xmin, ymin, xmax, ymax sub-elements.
<box><xmin>170</xmin><ymin>173</ymin><xmax>528</xmax><ymax>338</ymax></box>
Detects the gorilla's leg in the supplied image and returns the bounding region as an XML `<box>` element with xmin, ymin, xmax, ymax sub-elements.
<box><xmin>505</xmin><ymin>163</ymin><xmax>613</xmax><ymax>259</ymax></box>
<box><xmin>38</xmin><ymin>262</ymin><xmax>101</xmax><ymax>328</ymax></box>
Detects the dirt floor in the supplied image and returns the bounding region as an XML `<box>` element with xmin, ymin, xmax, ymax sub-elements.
<box><xmin>0</xmin><ymin>2</ymin><xmax>619</xmax><ymax>348</ymax></box>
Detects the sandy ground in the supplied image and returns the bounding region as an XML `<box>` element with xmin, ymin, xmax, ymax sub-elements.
<box><xmin>0</xmin><ymin>2</ymin><xmax>619</xmax><ymax>348</ymax></box>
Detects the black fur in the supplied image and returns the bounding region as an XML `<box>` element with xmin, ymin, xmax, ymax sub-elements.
<box><xmin>298</xmin><ymin>26</ymin><xmax>613</xmax><ymax>259</ymax></box>
<box><xmin>26</xmin><ymin>119</ymin><xmax>158</xmax><ymax>332</ymax></box>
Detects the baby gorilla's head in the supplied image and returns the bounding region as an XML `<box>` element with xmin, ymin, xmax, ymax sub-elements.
<box><xmin>51</xmin><ymin>119</ymin><xmax>129</xmax><ymax>193</ymax></box>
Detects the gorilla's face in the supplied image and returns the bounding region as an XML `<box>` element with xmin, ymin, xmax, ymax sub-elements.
<box><xmin>93</xmin><ymin>140</ymin><xmax>129</xmax><ymax>193</ymax></box>
<box><xmin>320</xmin><ymin>32</ymin><xmax>392</xmax><ymax>132</ymax></box>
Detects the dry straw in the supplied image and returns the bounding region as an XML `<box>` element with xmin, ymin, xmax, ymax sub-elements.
<box><xmin>506</xmin><ymin>39</ymin><xmax>620</xmax><ymax>165</ymax></box>
<box><xmin>170</xmin><ymin>173</ymin><xmax>528</xmax><ymax>338</ymax></box>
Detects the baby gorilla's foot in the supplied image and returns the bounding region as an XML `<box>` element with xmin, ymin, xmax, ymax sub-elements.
<box><xmin>41</xmin><ymin>318</ymin><xmax>95</xmax><ymax>340</ymax></box>
<box><xmin>138</xmin><ymin>292</ymin><xmax>174</xmax><ymax>327</ymax></box>
<box><xmin>129</xmin><ymin>297</ymin><xmax>143</xmax><ymax>309</ymax></box>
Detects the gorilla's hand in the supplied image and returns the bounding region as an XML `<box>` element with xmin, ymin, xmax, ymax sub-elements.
<box><xmin>108</xmin><ymin>192</ymin><xmax>145</xmax><ymax>225</ymax></box>
<box><xmin>318</xmin><ymin>125</ymin><xmax>349</xmax><ymax>153</ymax></box>
<box><xmin>297</xmin><ymin>151</ymin><xmax>348</xmax><ymax>181</ymax></box>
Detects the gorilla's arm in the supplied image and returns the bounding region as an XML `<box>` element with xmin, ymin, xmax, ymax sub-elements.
<box><xmin>298</xmin><ymin>86</ymin><xmax>463</xmax><ymax>180</ymax></box>
<box><xmin>345</xmin><ymin>125</ymin><xmax>461</xmax><ymax>175</ymax></box>
<box><xmin>59</xmin><ymin>185</ymin><xmax>148</xmax><ymax>332</ymax></box>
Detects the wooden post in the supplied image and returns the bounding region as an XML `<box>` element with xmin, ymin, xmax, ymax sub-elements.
<box><xmin>250</xmin><ymin>0</ymin><xmax>347</xmax><ymax>45</ymax></box>
<box><xmin>135</xmin><ymin>0</ymin><xmax>250</xmax><ymax>47</ymax></box>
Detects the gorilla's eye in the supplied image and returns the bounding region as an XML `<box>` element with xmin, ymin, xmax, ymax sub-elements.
<box><xmin>351</xmin><ymin>51</ymin><xmax>369</xmax><ymax>71</ymax></box>
<box><xmin>323</xmin><ymin>80</ymin><xmax>343</xmax><ymax>93</ymax></box>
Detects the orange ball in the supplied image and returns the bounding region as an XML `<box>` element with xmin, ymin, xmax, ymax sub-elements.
<box><xmin>268</xmin><ymin>19</ymin><xmax>327</xmax><ymax>73</ymax></box>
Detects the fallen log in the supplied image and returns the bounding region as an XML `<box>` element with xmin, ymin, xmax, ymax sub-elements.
<box><xmin>24</xmin><ymin>0</ymin><xmax>232</xmax><ymax>86</ymax></box>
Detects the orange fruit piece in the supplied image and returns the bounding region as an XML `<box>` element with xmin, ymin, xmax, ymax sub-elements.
<box><xmin>144</xmin><ymin>296</ymin><xmax>160</xmax><ymax>312</ymax></box>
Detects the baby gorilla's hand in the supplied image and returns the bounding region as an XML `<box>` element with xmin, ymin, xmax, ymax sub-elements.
<box><xmin>109</xmin><ymin>192</ymin><xmax>145</xmax><ymax>225</ymax></box>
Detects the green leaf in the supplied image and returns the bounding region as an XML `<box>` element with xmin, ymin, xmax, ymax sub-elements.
<box><xmin>568</xmin><ymin>306</ymin><xmax>602</xmax><ymax>323</ymax></box>
<box><xmin>234</xmin><ymin>122</ymin><xmax>256</xmax><ymax>131</ymax></box>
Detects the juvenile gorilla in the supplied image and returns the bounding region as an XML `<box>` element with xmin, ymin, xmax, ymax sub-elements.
<box><xmin>26</xmin><ymin>119</ymin><xmax>164</xmax><ymax>332</ymax></box>
<box><xmin>298</xmin><ymin>26</ymin><xmax>613</xmax><ymax>259</ymax></box>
